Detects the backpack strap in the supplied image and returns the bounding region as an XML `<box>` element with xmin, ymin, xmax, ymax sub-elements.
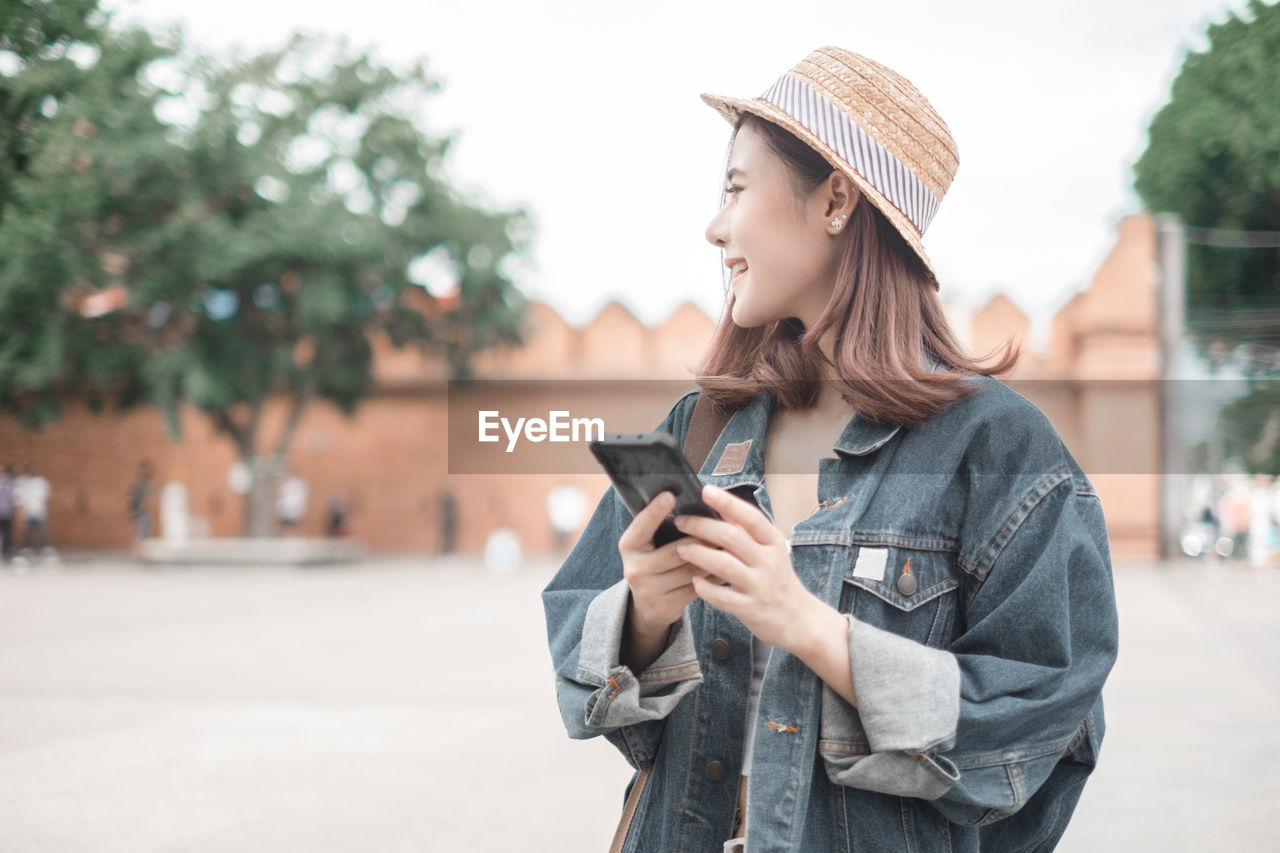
<box><xmin>608</xmin><ymin>769</ymin><xmax>649</xmax><ymax>853</ymax></box>
<box><xmin>609</xmin><ymin>391</ymin><xmax>735</xmax><ymax>853</ymax></box>
<box><xmin>682</xmin><ymin>391</ymin><xmax>734</xmax><ymax>471</ymax></box>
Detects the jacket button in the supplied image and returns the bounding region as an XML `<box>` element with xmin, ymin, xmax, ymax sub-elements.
<box><xmin>897</xmin><ymin>573</ymin><xmax>918</xmax><ymax>596</ymax></box>
<box><xmin>711</xmin><ymin>638</ymin><xmax>730</xmax><ymax>660</ymax></box>
<box><xmin>704</xmin><ymin>760</ymin><xmax>727</xmax><ymax>781</ymax></box>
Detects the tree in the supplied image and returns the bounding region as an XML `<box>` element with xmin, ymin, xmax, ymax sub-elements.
<box><xmin>0</xmin><ymin>0</ymin><xmax>101</xmax><ymax>215</ymax></box>
<box><xmin>1133</xmin><ymin>0</ymin><xmax>1280</xmax><ymax>474</ymax></box>
<box><xmin>1</xmin><ymin>0</ymin><xmax>161</xmax><ymax>427</ymax></box>
<box><xmin>1134</xmin><ymin>0</ymin><xmax>1280</xmax><ymax>351</ymax></box>
<box><xmin>1</xmin><ymin>8</ymin><xmax>530</xmax><ymax>534</ymax></box>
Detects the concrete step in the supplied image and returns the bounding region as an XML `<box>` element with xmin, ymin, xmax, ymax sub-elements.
<box><xmin>139</xmin><ymin>537</ymin><xmax>363</xmax><ymax>566</ymax></box>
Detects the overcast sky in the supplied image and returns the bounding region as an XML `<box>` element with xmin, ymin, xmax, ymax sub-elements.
<box><xmin>105</xmin><ymin>0</ymin><xmax>1245</xmax><ymax>346</ymax></box>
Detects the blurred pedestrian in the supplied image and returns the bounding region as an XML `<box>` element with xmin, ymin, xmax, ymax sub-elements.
<box><xmin>0</xmin><ymin>465</ymin><xmax>15</xmax><ymax>562</ymax></box>
<box><xmin>160</xmin><ymin>471</ymin><xmax>191</xmax><ymax>544</ymax></box>
<box><xmin>1248</xmin><ymin>473</ymin><xmax>1276</xmax><ymax>568</ymax></box>
<box><xmin>326</xmin><ymin>492</ymin><xmax>349</xmax><ymax>538</ymax></box>
<box><xmin>546</xmin><ymin>484</ymin><xmax>588</xmax><ymax>555</ymax></box>
<box><xmin>128</xmin><ymin>460</ymin><xmax>155</xmax><ymax>557</ymax></box>
<box><xmin>15</xmin><ymin>464</ymin><xmax>51</xmax><ymax>553</ymax></box>
<box><xmin>276</xmin><ymin>473</ymin><xmax>308</xmax><ymax>534</ymax></box>
<box><xmin>1217</xmin><ymin>476</ymin><xmax>1252</xmax><ymax>561</ymax></box>
<box><xmin>1272</xmin><ymin>477</ymin><xmax>1280</xmax><ymax>556</ymax></box>
<box><xmin>439</xmin><ymin>488</ymin><xmax>458</xmax><ymax>555</ymax></box>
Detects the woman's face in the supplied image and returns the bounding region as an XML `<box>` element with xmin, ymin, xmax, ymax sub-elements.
<box><xmin>704</xmin><ymin>121</ymin><xmax>849</xmax><ymax>329</ymax></box>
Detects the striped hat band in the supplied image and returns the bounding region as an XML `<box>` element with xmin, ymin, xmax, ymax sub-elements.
<box><xmin>760</xmin><ymin>73</ymin><xmax>941</xmax><ymax>236</ymax></box>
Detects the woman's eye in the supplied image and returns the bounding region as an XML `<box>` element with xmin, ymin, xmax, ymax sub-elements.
<box><xmin>724</xmin><ymin>185</ymin><xmax>744</xmax><ymax>195</ymax></box>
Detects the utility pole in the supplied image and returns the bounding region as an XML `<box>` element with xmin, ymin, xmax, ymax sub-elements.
<box><xmin>1155</xmin><ymin>213</ymin><xmax>1187</xmax><ymax>560</ymax></box>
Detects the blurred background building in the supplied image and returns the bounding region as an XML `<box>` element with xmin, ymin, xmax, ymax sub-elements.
<box><xmin>0</xmin><ymin>211</ymin><xmax>1167</xmax><ymax>559</ymax></box>
<box><xmin>3</xmin><ymin>1</ymin><xmax>1277</xmax><ymax>568</ymax></box>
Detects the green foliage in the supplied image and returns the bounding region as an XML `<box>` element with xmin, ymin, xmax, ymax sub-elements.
<box><xmin>1133</xmin><ymin>0</ymin><xmax>1280</xmax><ymax>352</ymax></box>
<box><xmin>0</xmin><ymin>1</ymin><xmax>164</xmax><ymax>427</ymax></box>
<box><xmin>0</xmin><ymin>0</ymin><xmax>102</xmax><ymax>220</ymax></box>
<box><xmin>1133</xmin><ymin>0</ymin><xmax>1280</xmax><ymax>475</ymax></box>
<box><xmin>1217</xmin><ymin>380</ymin><xmax>1280</xmax><ymax>474</ymax></box>
<box><xmin>0</xmin><ymin>7</ymin><xmax>530</xmax><ymax>446</ymax></box>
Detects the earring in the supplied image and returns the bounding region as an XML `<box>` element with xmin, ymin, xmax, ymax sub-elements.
<box><xmin>831</xmin><ymin>216</ymin><xmax>846</xmax><ymax>231</ymax></box>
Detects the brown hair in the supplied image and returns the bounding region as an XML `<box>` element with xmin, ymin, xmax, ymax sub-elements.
<box><xmin>695</xmin><ymin>114</ymin><xmax>1019</xmax><ymax>427</ymax></box>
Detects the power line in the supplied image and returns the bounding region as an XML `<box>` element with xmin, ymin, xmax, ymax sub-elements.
<box><xmin>1185</xmin><ymin>225</ymin><xmax>1280</xmax><ymax>248</ymax></box>
<box><xmin>1192</xmin><ymin>314</ymin><xmax>1280</xmax><ymax>332</ymax></box>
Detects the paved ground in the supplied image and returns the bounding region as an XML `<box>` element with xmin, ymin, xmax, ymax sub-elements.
<box><xmin>0</xmin><ymin>554</ymin><xmax>1277</xmax><ymax>852</ymax></box>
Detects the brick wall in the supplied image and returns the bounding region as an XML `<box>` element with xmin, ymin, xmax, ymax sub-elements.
<box><xmin>1</xmin><ymin>214</ymin><xmax>1162</xmax><ymax>556</ymax></box>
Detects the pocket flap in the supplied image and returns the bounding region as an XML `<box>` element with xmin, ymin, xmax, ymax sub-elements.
<box><xmin>843</xmin><ymin>546</ymin><xmax>958</xmax><ymax>612</ymax></box>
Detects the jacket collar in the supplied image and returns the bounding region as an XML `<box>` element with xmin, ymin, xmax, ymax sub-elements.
<box><xmin>829</xmin><ymin>355</ymin><xmax>950</xmax><ymax>455</ymax></box>
<box><xmin>833</xmin><ymin>414</ymin><xmax>901</xmax><ymax>457</ymax></box>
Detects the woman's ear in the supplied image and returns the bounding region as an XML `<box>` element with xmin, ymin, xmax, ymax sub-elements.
<box><xmin>818</xmin><ymin>173</ymin><xmax>860</xmax><ymax>235</ymax></box>
<box><xmin>823</xmin><ymin>172</ymin><xmax>860</xmax><ymax>222</ymax></box>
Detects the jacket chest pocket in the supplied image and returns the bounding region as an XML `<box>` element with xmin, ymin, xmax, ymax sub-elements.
<box><xmin>837</xmin><ymin>546</ymin><xmax>959</xmax><ymax>648</ymax></box>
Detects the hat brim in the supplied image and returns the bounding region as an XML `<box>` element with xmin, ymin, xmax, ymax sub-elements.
<box><xmin>701</xmin><ymin>91</ymin><xmax>940</xmax><ymax>290</ymax></box>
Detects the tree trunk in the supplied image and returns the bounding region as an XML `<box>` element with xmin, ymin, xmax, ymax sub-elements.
<box><xmin>236</xmin><ymin>389</ymin><xmax>311</xmax><ymax>537</ymax></box>
<box><xmin>242</xmin><ymin>455</ymin><xmax>281</xmax><ymax>538</ymax></box>
<box><xmin>216</xmin><ymin>390</ymin><xmax>311</xmax><ymax>537</ymax></box>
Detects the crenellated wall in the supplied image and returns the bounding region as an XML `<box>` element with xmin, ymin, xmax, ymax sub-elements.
<box><xmin>1</xmin><ymin>214</ymin><xmax>1160</xmax><ymax>556</ymax></box>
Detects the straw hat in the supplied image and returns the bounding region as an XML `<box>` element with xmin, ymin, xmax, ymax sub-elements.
<box><xmin>702</xmin><ymin>46</ymin><xmax>958</xmax><ymax>289</ymax></box>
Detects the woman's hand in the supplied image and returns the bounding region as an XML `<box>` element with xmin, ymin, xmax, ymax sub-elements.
<box><xmin>674</xmin><ymin>484</ymin><xmax>825</xmax><ymax>655</ymax></box>
<box><xmin>618</xmin><ymin>491</ymin><xmax>704</xmax><ymax>671</ymax></box>
<box><xmin>677</xmin><ymin>484</ymin><xmax>857</xmax><ymax>705</ymax></box>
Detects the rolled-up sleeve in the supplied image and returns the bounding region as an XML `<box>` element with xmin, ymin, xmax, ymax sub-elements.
<box><xmin>575</xmin><ymin>579</ymin><xmax>703</xmax><ymax>728</ymax></box>
<box><xmin>819</xmin><ymin>617</ymin><xmax>962</xmax><ymax>798</ymax></box>
<box><xmin>542</xmin><ymin>391</ymin><xmax>703</xmax><ymax>769</ymax></box>
<box><xmin>819</xmin><ymin>470</ymin><xmax>1118</xmax><ymax>823</ymax></box>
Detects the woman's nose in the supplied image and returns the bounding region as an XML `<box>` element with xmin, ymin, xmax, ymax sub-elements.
<box><xmin>705</xmin><ymin>205</ymin><xmax>729</xmax><ymax>248</ymax></box>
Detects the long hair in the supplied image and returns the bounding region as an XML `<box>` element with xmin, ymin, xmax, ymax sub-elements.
<box><xmin>696</xmin><ymin>114</ymin><xmax>1019</xmax><ymax>427</ymax></box>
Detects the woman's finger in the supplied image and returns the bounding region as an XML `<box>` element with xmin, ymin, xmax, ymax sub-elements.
<box><xmin>689</xmin><ymin>565</ymin><xmax>729</xmax><ymax>586</ymax></box>
<box><xmin>618</xmin><ymin>490</ymin><xmax>676</xmax><ymax>553</ymax></box>
<box><xmin>634</xmin><ymin>538</ymin><xmax>711</xmax><ymax>580</ymax></box>
<box><xmin>672</xmin><ymin>513</ymin><xmax>754</xmax><ymax>558</ymax></box>
<box><xmin>700</xmin><ymin>484</ymin><xmax>781</xmax><ymax>545</ymax></box>
<box><xmin>691</xmin><ymin>571</ymin><xmax>748</xmax><ymax>613</ymax></box>
<box><xmin>644</xmin><ymin>559</ymin><xmax>697</xmax><ymax>594</ymax></box>
<box><xmin>650</xmin><ymin>535</ymin><xmax>696</xmax><ymax>566</ymax></box>
<box><xmin>664</xmin><ymin>580</ymin><xmax>697</xmax><ymax>601</ymax></box>
<box><xmin>677</xmin><ymin>541</ymin><xmax>749</xmax><ymax>589</ymax></box>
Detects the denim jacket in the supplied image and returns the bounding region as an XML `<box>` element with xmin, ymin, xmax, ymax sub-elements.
<box><xmin>542</xmin><ymin>377</ymin><xmax>1119</xmax><ymax>852</ymax></box>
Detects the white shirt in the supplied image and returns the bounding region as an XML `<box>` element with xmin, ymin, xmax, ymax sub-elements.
<box><xmin>16</xmin><ymin>476</ymin><xmax>50</xmax><ymax>520</ymax></box>
<box><xmin>277</xmin><ymin>476</ymin><xmax>308</xmax><ymax>521</ymax></box>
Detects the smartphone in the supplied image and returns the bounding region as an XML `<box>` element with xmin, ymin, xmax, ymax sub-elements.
<box><xmin>590</xmin><ymin>431</ymin><xmax>720</xmax><ymax>547</ymax></box>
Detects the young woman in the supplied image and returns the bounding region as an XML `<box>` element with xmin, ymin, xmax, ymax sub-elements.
<box><xmin>543</xmin><ymin>46</ymin><xmax>1118</xmax><ymax>852</ymax></box>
